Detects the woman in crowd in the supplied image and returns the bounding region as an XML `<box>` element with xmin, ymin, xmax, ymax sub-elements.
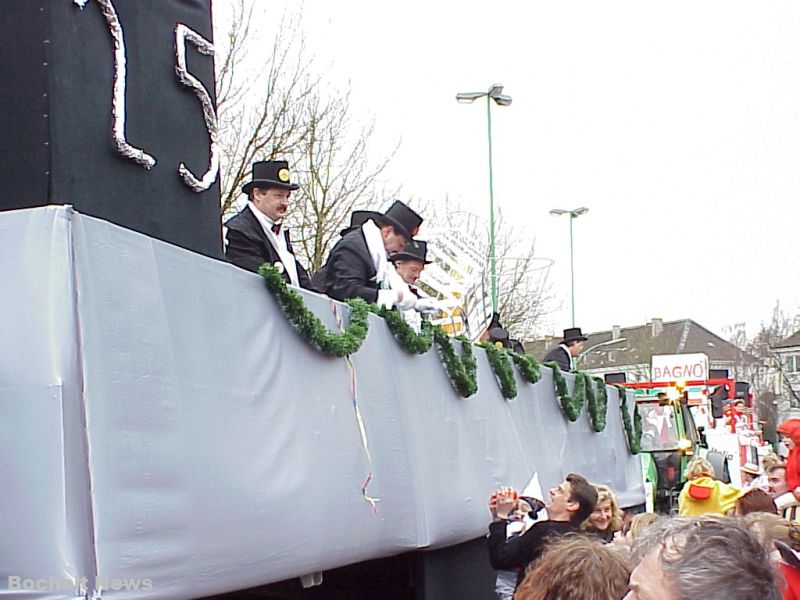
<box><xmin>581</xmin><ymin>484</ymin><xmax>623</xmax><ymax>542</ymax></box>
<box><xmin>735</xmin><ymin>488</ymin><xmax>778</xmax><ymax>515</ymax></box>
<box><xmin>678</xmin><ymin>456</ymin><xmax>741</xmax><ymax>516</ymax></box>
<box><xmin>514</xmin><ymin>534</ymin><xmax>630</xmax><ymax>600</ymax></box>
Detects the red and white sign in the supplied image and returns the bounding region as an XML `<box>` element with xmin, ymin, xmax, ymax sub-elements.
<box><xmin>651</xmin><ymin>353</ymin><xmax>709</xmax><ymax>382</ymax></box>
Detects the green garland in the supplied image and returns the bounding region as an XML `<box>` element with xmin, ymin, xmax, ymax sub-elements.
<box><xmin>547</xmin><ymin>363</ymin><xmax>584</xmax><ymax>421</ymax></box>
<box><xmin>433</xmin><ymin>327</ymin><xmax>478</xmax><ymax>397</ymax></box>
<box><xmin>617</xmin><ymin>385</ymin><xmax>642</xmax><ymax>454</ymax></box>
<box><xmin>586</xmin><ymin>376</ymin><xmax>608</xmax><ymax>432</ymax></box>
<box><xmin>259</xmin><ymin>262</ymin><xmax>639</xmax><ymax>453</ymax></box>
<box><xmin>259</xmin><ymin>264</ymin><xmax>368</xmax><ymax>357</ymax></box>
<box><xmin>510</xmin><ymin>351</ymin><xmax>542</xmax><ymax>384</ymax></box>
<box><xmin>370</xmin><ymin>305</ymin><xmax>433</xmax><ymax>354</ymax></box>
<box><xmin>477</xmin><ymin>342</ymin><xmax>517</xmax><ymax>399</ymax></box>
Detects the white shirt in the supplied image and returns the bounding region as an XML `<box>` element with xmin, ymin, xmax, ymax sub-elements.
<box><xmin>247</xmin><ymin>202</ymin><xmax>300</xmax><ymax>287</ymax></box>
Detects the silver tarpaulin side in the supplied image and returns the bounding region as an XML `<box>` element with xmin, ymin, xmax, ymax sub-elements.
<box><xmin>1</xmin><ymin>206</ymin><xmax>643</xmax><ymax>599</ymax></box>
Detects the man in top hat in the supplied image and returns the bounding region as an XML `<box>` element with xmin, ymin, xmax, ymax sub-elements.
<box><xmin>321</xmin><ymin>200</ymin><xmax>425</xmax><ymax>309</ymax></box>
<box><xmin>388</xmin><ymin>240</ymin><xmax>441</xmax><ymax>330</ymax></box>
<box><xmin>542</xmin><ymin>327</ymin><xmax>587</xmax><ymax>371</ymax></box>
<box><xmin>224</xmin><ymin>160</ymin><xmax>313</xmax><ymax>289</ymax></box>
<box><xmin>390</xmin><ymin>240</ymin><xmax>431</xmax><ymax>288</ymax></box>
<box><xmin>310</xmin><ymin>210</ymin><xmax>379</xmax><ymax>291</ymax></box>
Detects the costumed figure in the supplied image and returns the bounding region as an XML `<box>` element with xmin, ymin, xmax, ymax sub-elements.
<box><xmin>778</xmin><ymin>418</ymin><xmax>800</xmax><ymax>502</ymax></box>
<box><xmin>677</xmin><ymin>456</ymin><xmax>742</xmax><ymax>516</ymax></box>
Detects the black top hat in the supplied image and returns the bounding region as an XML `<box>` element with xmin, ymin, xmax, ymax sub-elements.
<box><xmin>340</xmin><ymin>210</ymin><xmax>379</xmax><ymax>237</ymax></box>
<box><xmin>389</xmin><ymin>240</ymin><xmax>431</xmax><ymax>264</ymax></box>
<box><xmin>562</xmin><ymin>327</ymin><xmax>588</xmax><ymax>343</ymax></box>
<box><xmin>373</xmin><ymin>200</ymin><xmax>423</xmax><ymax>240</ymax></box>
<box><xmin>241</xmin><ymin>160</ymin><xmax>299</xmax><ymax>194</ymax></box>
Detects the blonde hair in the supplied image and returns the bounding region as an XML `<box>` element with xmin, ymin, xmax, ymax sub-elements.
<box><xmin>740</xmin><ymin>512</ymin><xmax>800</xmax><ymax>552</ymax></box>
<box><xmin>581</xmin><ymin>484</ymin><xmax>623</xmax><ymax>535</ymax></box>
<box><xmin>684</xmin><ymin>457</ymin><xmax>715</xmax><ymax>481</ymax></box>
<box><xmin>627</xmin><ymin>512</ymin><xmax>660</xmax><ymax>541</ymax></box>
<box><xmin>515</xmin><ymin>534</ymin><xmax>631</xmax><ymax>600</ymax></box>
<box><xmin>761</xmin><ymin>453</ymin><xmax>782</xmax><ymax>472</ymax></box>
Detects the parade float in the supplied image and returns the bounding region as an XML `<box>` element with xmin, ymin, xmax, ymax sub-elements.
<box><xmin>0</xmin><ymin>2</ymin><xmax>643</xmax><ymax>598</ymax></box>
<box><xmin>620</xmin><ymin>352</ymin><xmax>766</xmax><ymax>514</ymax></box>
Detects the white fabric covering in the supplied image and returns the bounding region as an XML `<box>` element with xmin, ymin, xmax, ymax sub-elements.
<box><xmin>0</xmin><ymin>206</ymin><xmax>643</xmax><ymax>599</ymax></box>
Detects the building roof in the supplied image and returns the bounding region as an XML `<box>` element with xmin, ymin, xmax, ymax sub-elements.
<box><xmin>525</xmin><ymin>318</ymin><xmax>758</xmax><ymax>370</ymax></box>
<box><xmin>774</xmin><ymin>331</ymin><xmax>800</xmax><ymax>350</ymax></box>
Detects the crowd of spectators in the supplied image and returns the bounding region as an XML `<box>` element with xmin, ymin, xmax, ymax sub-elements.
<box><xmin>486</xmin><ymin>454</ymin><xmax>800</xmax><ymax>599</ymax></box>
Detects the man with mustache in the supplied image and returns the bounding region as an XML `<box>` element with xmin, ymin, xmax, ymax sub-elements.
<box><xmin>224</xmin><ymin>160</ymin><xmax>314</xmax><ymax>289</ymax></box>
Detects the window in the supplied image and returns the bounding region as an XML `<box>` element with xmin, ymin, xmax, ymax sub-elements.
<box><xmin>784</xmin><ymin>354</ymin><xmax>800</xmax><ymax>373</ymax></box>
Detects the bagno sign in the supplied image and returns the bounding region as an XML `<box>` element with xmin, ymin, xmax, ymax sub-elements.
<box><xmin>651</xmin><ymin>353</ymin><xmax>709</xmax><ymax>382</ymax></box>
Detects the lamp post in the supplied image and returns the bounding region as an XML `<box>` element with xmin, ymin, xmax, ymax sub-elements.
<box><xmin>575</xmin><ymin>337</ymin><xmax>627</xmax><ymax>368</ymax></box>
<box><xmin>456</xmin><ymin>84</ymin><xmax>512</xmax><ymax>313</ymax></box>
<box><xmin>549</xmin><ymin>207</ymin><xmax>589</xmax><ymax>327</ymax></box>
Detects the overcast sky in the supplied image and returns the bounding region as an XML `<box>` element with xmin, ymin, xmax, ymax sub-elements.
<box><xmin>214</xmin><ymin>1</ymin><xmax>800</xmax><ymax>340</ymax></box>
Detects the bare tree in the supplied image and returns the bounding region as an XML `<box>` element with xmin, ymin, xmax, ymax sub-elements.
<box><xmin>214</xmin><ymin>1</ymin><xmax>397</xmax><ymax>270</ymax></box>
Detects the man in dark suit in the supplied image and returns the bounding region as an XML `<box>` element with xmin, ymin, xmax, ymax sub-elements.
<box><xmin>321</xmin><ymin>200</ymin><xmax>423</xmax><ymax>308</ymax></box>
<box><xmin>543</xmin><ymin>327</ymin><xmax>588</xmax><ymax>371</ymax></box>
<box><xmin>224</xmin><ymin>160</ymin><xmax>314</xmax><ymax>289</ymax></box>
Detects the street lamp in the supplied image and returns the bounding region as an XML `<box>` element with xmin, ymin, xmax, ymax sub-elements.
<box><xmin>575</xmin><ymin>337</ymin><xmax>627</xmax><ymax>368</ymax></box>
<box><xmin>549</xmin><ymin>207</ymin><xmax>589</xmax><ymax>327</ymax></box>
<box><xmin>456</xmin><ymin>84</ymin><xmax>512</xmax><ymax>313</ymax></box>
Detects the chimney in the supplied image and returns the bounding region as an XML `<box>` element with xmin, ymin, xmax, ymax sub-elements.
<box><xmin>651</xmin><ymin>318</ymin><xmax>663</xmax><ymax>337</ymax></box>
<box><xmin>612</xmin><ymin>325</ymin><xmax>621</xmax><ymax>340</ymax></box>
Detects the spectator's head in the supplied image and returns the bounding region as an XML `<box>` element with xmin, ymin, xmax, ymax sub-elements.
<box><xmin>740</xmin><ymin>512</ymin><xmax>800</xmax><ymax>553</ymax></box>
<box><xmin>684</xmin><ymin>457</ymin><xmax>714</xmax><ymax>481</ymax></box>
<box><xmin>761</xmin><ymin>453</ymin><xmax>782</xmax><ymax>472</ymax></box>
<box><xmin>735</xmin><ymin>488</ymin><xmax>778</xmax><ymax>515</ymax></box>
<box><xmin>766</xmin><ymin>464</ymin><xmax>790</xmax><ymax>498</ymax></box>
<box><xmin>625</xmin><ymin>516</ymin><xmax>780</xmax><ymax>600</ymax></box>
<box><xmin>515</xmin><ymin>534</ymin><xmax>630</xmax><ymax>600</ymax></box>
<box><xmin>582</xmin><ymin>484</ymin><xmax>623</xmax><ymax>535</ymax></box>
<box><xmin>546</xmin><ymin>473</ymin><xmax>598</xmax><ymax>525</ymax></box>
<box><xmin>625</xmin><ymin>512</ymin><xmax>660</xmax><ymax>543</ymax></box>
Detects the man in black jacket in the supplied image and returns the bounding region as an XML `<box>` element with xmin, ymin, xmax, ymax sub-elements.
<box><xmin>542</xmin><ymin>327</ymin><xmax>588</xmax><ymax>371</ymax></box>
<box><xmin>487</xmin><ymin>473</ymin><xmax>597</xmax><ymax>589</ymax></box>
<box><xmin>321</xmin><ymin>200</ymin><xmax>423</xmax><ymax>309</ymax></box>
<box><xmin>224</xmin><ymin>160</ymin><xmax>314</xmax><ymax>289</ymax></box>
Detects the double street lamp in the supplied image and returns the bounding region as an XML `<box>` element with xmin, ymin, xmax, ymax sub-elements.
<box><xmin>456</xmin><ymin>84</ymin><xmax>512</xmax><ymax>313</ymax></box>
<box><xmin>549</xmin><ymin>207</ymin><xmax>589</xmax><ymax>327</ymax></box>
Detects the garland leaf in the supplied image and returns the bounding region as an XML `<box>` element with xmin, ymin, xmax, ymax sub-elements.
<box><xmin>547</xmin><ymin>363</ymin><xmax>584</xmax><ymax>421</ymax></box>
<box><xmin>477</xmin><ymin>342</ymin><xmax>517</xmax><ymax>399</ymax></box>
<box><xmin>370</xmin><ymin>305</ymin><xmax>434</xmax><ymax>354</ymax></box>
<box><xmin>259</xmin><ymin>263</ymin><xmax>369</xmax><ymax>357</ymax></box>
<box><xmin>617</xmin><ymin>385</ymin><xmax>642</xmax><ymax>454</ymax></box>
<box><xmin>510</xmin><ymin>351</ymin><xmax>542</xmax><ymax>384</ymax></box>
<box><xmin>586</xmin><ymin>375</ymin><xmax>608</xmax><ymax>432</ymax></box>
<box><xmin>433</xmin><ymin>327</ymin><xmax>478</xmax><ymax>397</ymax></box>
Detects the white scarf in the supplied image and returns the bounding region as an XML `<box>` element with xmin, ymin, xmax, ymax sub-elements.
<box><xmin>361</xmin><ymin>219</ymin><xmax>392</xmax><ymax>286</ymax></box>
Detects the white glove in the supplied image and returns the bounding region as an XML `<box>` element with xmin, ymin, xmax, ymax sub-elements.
<box><xmin>414</xmin><ymin>297</ymin><xmax>441</xmax><ymax>316</ymax></box>
<box><xmin>395</xmin><ymin>287</ymin><xmax>418</xmax><ymax>311</ymax></box>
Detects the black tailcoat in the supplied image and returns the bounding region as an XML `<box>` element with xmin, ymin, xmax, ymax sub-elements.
<box><xmin>224</xmin><ymin>206</ymin><xmax>313</xmax><ymax>289</ymax></box>
<box><xmin>322</xmin><ymin>230</ymin><xmax>381</xmax><ymax>303</ymax></box>
<box><xmin>543</xmin><ymin>345</ymin><xmax>572</xmax><ymax>371</ymax></box>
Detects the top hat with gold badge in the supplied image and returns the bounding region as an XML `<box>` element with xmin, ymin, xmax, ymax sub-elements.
<box><xmin>241</xmin><ymin>160</ymin><xmax>299</xmax><ymax>194</ymax></box>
